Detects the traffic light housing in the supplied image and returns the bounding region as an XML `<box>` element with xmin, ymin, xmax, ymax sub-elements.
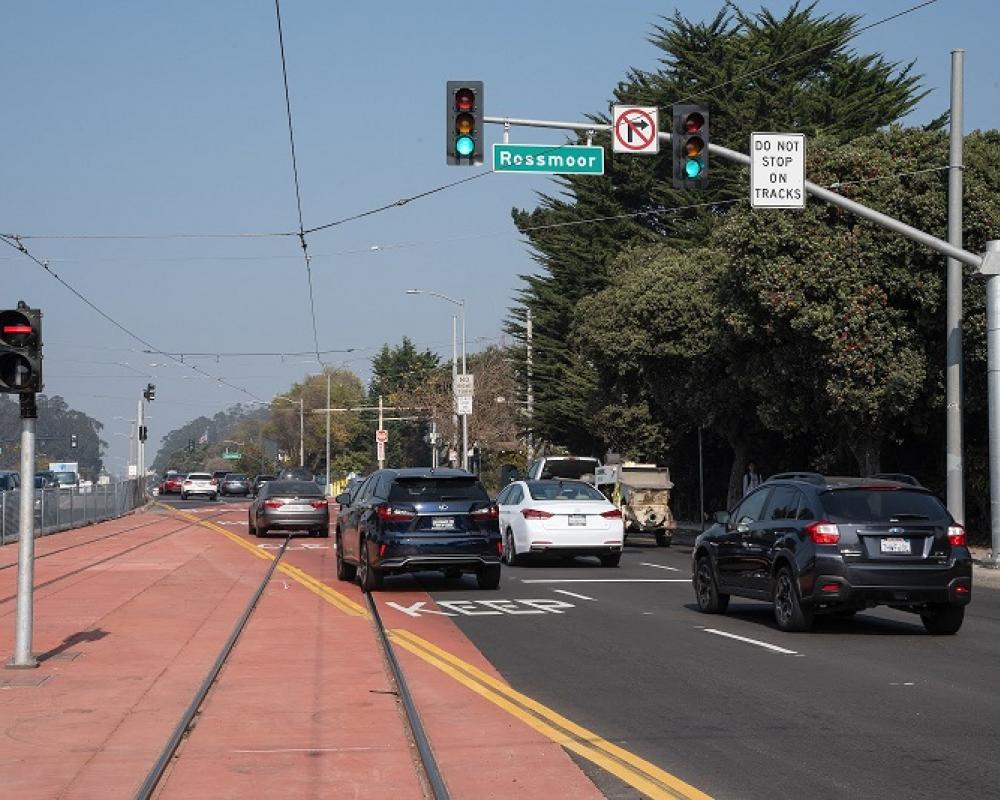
<box><xmin>138</xmin><ymin>426</ymin><xmax>148</xmax><ymax>443</ymax></box>
<box><xmin>0</xmin><ymin>303</ymin><xmax>43</xmax><ymax>394</ymax></box>
<box><xmin>144</xmin><ymin>383</ymin><xmax>156</xmax><ymax>402</ymax></box>
<box><xmin>187</xmin><ymin>438</ymin><xmax>195</xmax><ymax>452</ymax></box>
<box><xmin>71</xmin><ymin>434</ymin><xmax>78</xmax><ymax>448</ymax></box>
<box><xmin>672</xmin><ymin>105</ymin><xmax>710</xmax><ymax>189</ymax></box>
<box><xmin>446</xmin><ymin>81</ymin><xmax>484</xmax><ymax>166</ymax></box>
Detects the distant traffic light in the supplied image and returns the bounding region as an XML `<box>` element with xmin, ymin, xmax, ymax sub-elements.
<box><xmin>70</xmin><ymin>434</ymin><xmax>78</xmax><ymax>448</ymax></box>
<box><xmin>143</xmin><ymin>383</ymin><xmax>156</xmax><ymax>401</ymax></box>
<box><xmin>672</xmin><ymin>105</ymin><xmax>710</xmax><ymax>189</ymax></box>
<box><xmin>446</xmin><ymin>81</ymin><xmax>484</xmax><ymax>166</ymax></box>
<box><xmin>138</xmin><ymin>426</ymin><xmax>148</xmax><ymax>443</ymax></box>
<box><xmin>188</xmin><ymin>438</ymin><xmax>195</xmax><ymax>452</ymax></box>
<box><xmin>0</xmin><ymin>302</ymin><xmax>42</xmax><ymax>394</ymax></box>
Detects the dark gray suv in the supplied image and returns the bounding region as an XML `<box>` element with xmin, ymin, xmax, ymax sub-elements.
<box><xmin>692</xmin><ymin>473</ymin><xmax>972</xmax><ymax>634</ymax></box>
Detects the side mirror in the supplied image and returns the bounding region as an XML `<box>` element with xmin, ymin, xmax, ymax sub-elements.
<box><xmin>335</xmin><ymin>492</ymin><xmax>351</xmax><ymax>506</ymax></box>
<box><xmin>713</xmin><ymin>510</ymin><xmax>730</xmax><ymax>524</ymax></box>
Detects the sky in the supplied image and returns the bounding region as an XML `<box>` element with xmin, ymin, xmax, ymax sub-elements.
<box><xmin>3</xmin><ymin>0</ymin><xmax>999</xmax><ymax>474</ymax></box>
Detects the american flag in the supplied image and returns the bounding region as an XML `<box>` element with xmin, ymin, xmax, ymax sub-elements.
<box><xmin>197</xmin><ymin>429</ymin><xmax>209</xmax><ymax>445</ymax></box>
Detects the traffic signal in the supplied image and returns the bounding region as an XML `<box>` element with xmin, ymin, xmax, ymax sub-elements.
<box><xmin>70</xmin><ymin>434</ymin><xmax>78</xmax><ymax>448</ymax></box>
<box><xmin>0</xmin><ymin>303</ymin><xmax>42</xmax><ymax>394</ymax></box>
<box><xmin>672</xmin><ymin>105</ymin><xmax>710</xmax><ymax>189</ymax></box>
<box><xmin>446</xmin><ymin>81</ymin><xmax>484</xmax><ymax>166</ymax></box>
<box><xmin>138</xmin><ymin>426</ymin><xmax>148</xmax><ymax>443</ymax></box>
<box><xmin>188</xmin><ymin>438</ymin><xmax>195</xmax><ymax>452</ymax></box>
<box><xmin>143</xmin><ymin>383</ymin><xmax>156</xmax><ymax>401</ymax></box>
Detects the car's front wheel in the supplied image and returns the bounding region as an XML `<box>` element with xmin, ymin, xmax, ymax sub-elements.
<box><xmin>694</xmin><ymin>555</ymin><xmax>730</xmax><ymax>614</ymax></box>
<box><xmin>921</xmin><ymin>604</ymin><xmax>964</xmax><ymax>635</ymax></box>
<box><xmin>655</xmin><ymin>531</ymin><xmax>671</xmax><ymax>547</ymax></box>
<box><xmin>773</xmin><ymin>567</ymin><xmax>814</xmax><ymax>632</ymax></box>
<box><xmin>477</xmin><ymin>563</ymin><xmax>501</xmax><ymax>590</ymax></box>
<box><xmin>335</xmin><ymin>532</ymin><xmax>356</xmax><ymax>581</ymax></box>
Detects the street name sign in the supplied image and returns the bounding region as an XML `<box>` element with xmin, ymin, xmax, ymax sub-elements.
<box><xmin>750</xmin><ymin>132</ymin><xmax>805</xmax><ymax>208</ymax></box>
<box><xmin>612</xmin><ymin>105</ymin><xmax>659</xmax><ymax>154</ymax></box>
<box><xmin>493</xmin><ymin>143</ymin><xmax>604</xmax><ymax>175</ymax></box>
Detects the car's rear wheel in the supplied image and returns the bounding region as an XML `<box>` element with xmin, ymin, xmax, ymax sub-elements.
<box><xmin>248</xmin><ymin>514</ymin><xmax>256</xmax><ymax>536</ymax></box>
<box><xmin>477</xmin><ymin>563</ymin><xmax>501</xmax><ymax>590</ymax></box>
<box><xmin>694</xmin><ymin>555</ymin><xmax>729</xmax><ymax>614</ymax></box>
<box><xmin>599</xmin><ymin>552</ymin><xmax>621</xmax><ymax>568</ymax></box>
<box><xmin>181</xmin><ymin>492</ymin><xmax>188</xmax><ymax>500</ymax></box>
<box><xmin>316</xmin><ymin>527</ymin><xmax>330</xmax><ymax>539</ymax></box>
<box><xmin>358</xmin><ymin>538</ymin><xmax>382</xmax><ymax>591</ymax></box>
<box><xmin>502</xmin><ymin>529</ymin><xmax>523</xmax><ymax>566</ymax></box>
<box><xmin>335</xmin><ymin>532</ymin><xmax>356</xmax><ymax>581</ymax></box>
<box><xmin>655</xmin><ymin>531</ymin><xmax>671</xmax><ymax>547</ymax></box>
<box><xmin>921</xmin><ymin>604</ymin><xmax>964</xmax><ymax>635</ymax></box>
<box><xmin>257</xmin><ymin>525</ymin><xmax>268</xmax><ymax>538</ymax></box>
<box><xmin>773</xmin><ymin>567</ymin><xmax>813</xmax><ymax>632</ymax></box>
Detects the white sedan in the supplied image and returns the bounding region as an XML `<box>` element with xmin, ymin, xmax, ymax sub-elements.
<box><xmin>496</xmin><ymin>479</ymin><xmax>625</xmax><ymax>566</ymax></box>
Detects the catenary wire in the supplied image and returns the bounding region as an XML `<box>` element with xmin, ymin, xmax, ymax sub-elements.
<box><xmin>0</xmin><ymin>233</ymin><xmax>267</xmax><ymax>403</ymax></box>
<box><xmin>273</xmin><ymin>0</ymin><xmax>321</xmax><ymax>363</ymax></box>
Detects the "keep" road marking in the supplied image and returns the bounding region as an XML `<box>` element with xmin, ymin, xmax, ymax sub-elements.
<box><xmin>385</xmin><ymin>598</ymin><xmax>575</xmax><ymax>617</ymax></box>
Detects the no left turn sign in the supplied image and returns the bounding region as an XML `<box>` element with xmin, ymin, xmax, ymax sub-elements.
<box><xmin>613</xmin><ymin>105</ymin><xmax>659</xmax><ymax>155</ymax></box>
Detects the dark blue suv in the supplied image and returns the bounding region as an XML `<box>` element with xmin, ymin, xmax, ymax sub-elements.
<box><xmin>334</xmin><ymin>468</ymin><xmax>502</xmax><ymax>591</ymax></box>
<box><xmin>692</xmin><ymin>473</ymin><xmax>972</xmax><ymax>634</ymax></box>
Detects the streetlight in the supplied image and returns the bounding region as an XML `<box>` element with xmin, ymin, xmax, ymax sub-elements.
<box><xmin>406</xmin><ymin>289</ymin><xmax>468</xmax><ymax>470</ymax></box>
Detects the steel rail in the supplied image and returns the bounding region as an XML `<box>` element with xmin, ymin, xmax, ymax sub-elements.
<box><xmin>364</xmin><ymin>590</ymin><xmax>451</xmax><ymax>800</ymax></box>
<box><xmin>135</xmin><ymin>534</ymin><xmax>291</xmax><ymax>800</ymax></box>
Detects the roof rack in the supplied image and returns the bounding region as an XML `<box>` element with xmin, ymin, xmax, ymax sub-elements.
<box><xmin>868</xmin><ymin>473</ymin><xmax>924</xmax><ymax>487</ymax></box>
<box><xmin>767</xmin><ymin>471</ymin><xmax>826</xmax><ymax>484</ymax></box>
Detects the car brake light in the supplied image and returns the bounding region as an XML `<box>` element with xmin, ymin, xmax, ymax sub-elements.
<box><xmin>379</xmin><ymin>543</ymin><xmax>387</xmax><ymax>557</ymax></box>
<box><xmin>601</xmin><ymin>509</ymin><xmax>623</xmax><ymax>519</ymax></box>
<box><xmin>955</xmin><ymin>584</ymin><xmax>970</xmax><ymax>595</ymax></box>
<box><xmin>947</xmin><ymin>524</ymin><xmax>966</xmax><ymax>547</ymax></box>
<box><xmin>522</xmin><ymin>508</ymin><xmax>553</xmax><ymax>519</ymax></box>
<box><xmin>376</xmin><ymin>504</ymin><xmax>415</xmax><ymax>522</ymax></box>
<box><xmin>263</xmin><ymin>499</ymin><xmax>284</xmax><ymax>509</ymax></box>
<box><xmin>496</xmin><ymin>540</ymin><xmax>503</xmax><ymax>555</ymax></box>
<box><xmin>820</xmin><ymin>583</ymin><xmax>840</xmax><ymax>593</ymax></box>
<box><xmin>805</xmin><ymin>520</ymin><xmax>840</xmax><ymax>544</ymax></box>
<box><xmin>471</xmin><ymin>505</ymin><xmax>499</xmax><ymax>520</ymax></box>
<box><xmin>310</xmin><ymin>500</ymin><xmax>327</xmax><ymax>509</ymax></box>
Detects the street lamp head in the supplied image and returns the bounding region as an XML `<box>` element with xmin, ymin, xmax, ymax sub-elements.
<box><xmin>405</xmin><ymin>289</ymin><xmax>422</xmax><ymax>294</ymax></box>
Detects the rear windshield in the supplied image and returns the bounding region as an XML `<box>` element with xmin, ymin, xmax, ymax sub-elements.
<box><xmin>540</xmin><ymin>459</ymin><xmax>600</xmax><ymax>480</ymax></box>
<box><xmin>389</xmin><ymin>477</ymin><xmax>489</xmax><ymax>502</ymax></box>
<box><xmin>266</xmin><ymin>480</ymin><xmax>323</xmax><ymax>497</ymax></box>
<box><xmin>188</xmin><ymin>473</ymin><xmax>212</xmax><ymax>480</ymax></box>
<box><xmin>255</xmin><ymin>475</ymin><xmax>276</xmax><ymax>481</ymax></box>
<box><xmin>55</xmin><ymin>472</ymin><xmax>78</xmax><ymax>484</ymax></box>
<box><xmin>820</xmin><ymin>488</ymin><xmax>949</xmax><ymax>523</ymax></box>
<box><xmin>527</xmin><ymin>481</ymin><xmax>606</xmax><ymax>501</ymax></box>
<box><xmin>225</xmin><ymin>474</ymin><xmax>247</xmax><ymax>480</ymax></box>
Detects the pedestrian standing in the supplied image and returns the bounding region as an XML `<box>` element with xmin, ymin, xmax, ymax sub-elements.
<box><xmin>742</xmin><ymin>461</ymin><xmax>762</xmax><ymax>496</ymax></box>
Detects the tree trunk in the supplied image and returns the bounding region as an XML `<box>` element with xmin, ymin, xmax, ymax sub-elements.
<box><xmin>726</xmin><ymin>438</ymin><xmax>750</xmax><ymax>510</ymax></box>
<box><xmin>848</xmin><ymin>433</ymin><xmax>882</xmax><ymax>477</ymax></box>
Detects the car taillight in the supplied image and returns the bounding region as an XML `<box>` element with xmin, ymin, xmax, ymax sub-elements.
<box><xmin>601</xmin><ymin>509</ymin><xmax>623</xmax><ymax>519</ymax></box>
<box><xmin>310</xmin><ymin>500</ymin><xmax>327</xmax><ymax>509</ymax></box>
<box><xmin>522</xmin><ymin>508</ymin><xmax>553</xmax><ymax>519</ymax></box>
<box><xmin>210</xmin><ymin>479</ymin><xmax>218</xmax><ymax>485</ymax></box>
<box><xmin>947</xmin><ymin>524</ymin><xmax>966</xmax><ymax>547</ymax></box>
<box><xmin>376</xmin><ymin>504</ymin><xmax>415</xmax><ymax>522</ymax></box>
<box><xmin>471</xmin><ymin>505</ymin><xmax>499</xmax><ymax>520</ymax></box>
<box><xmin>805</xmin><ymin>520</ymin><xmax>840</xmax><ymax>544</ymax></box>
<box><xmin>263</xmin><ymin>499</ymin><xmax>284</xmax><ymax>509</ymax></box>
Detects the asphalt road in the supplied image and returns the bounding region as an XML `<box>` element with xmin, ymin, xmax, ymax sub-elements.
<box><xmin>420</xmin><ymin>536</ymin><xmax>1000</xmax><ymax>800</ymax></box>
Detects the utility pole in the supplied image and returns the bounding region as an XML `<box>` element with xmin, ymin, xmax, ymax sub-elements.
<box><xmin>452</xmin><ymin>315</ymin><xmax>458</xmax><ymax>462</ymax></box>
<box><xmin>526</xmin><ymin>307</ymin><xmax>534</xmax><ymax>462</ymax></box>
<box><xmin>136</xmin><ymin>395</ymin><xmax>144</xmax><ymax>484</ymax></box>
<box><xmin>378</xmin><ymin>394</ymin><xmax>385</xmax><ymax>469</ymax></box>
<box><xmin>9</xmin><ymin>393</ymin><xmax>38</xmax><ymax>668</ymax></box>
<box><xmin>430</xmin><ymin>418</ymin><xmax>438</xmax><ymax>468</ymax></box>
<box><xmin>986</xmin><ymin>239</ymin><xmax>1000</xmax><ymax>566</ymax></box>
<box><xmin>460</xmin><ymin>300</ymin><xmax>468</xmax><ymax>472</ymax></box>
<box><xmin>299</xmin><ymin>396</ymin><xmax>305</xmax><ymax>468</ymax></box>
<box><xmin>325</xmin><ymin>371</ymin><xmax>331</xmax><ymax>493</ymax></box>
<box><xmin>946</xmin><ymin>49</ymin><xmax>965</xmax><ymax>524</ymax></box>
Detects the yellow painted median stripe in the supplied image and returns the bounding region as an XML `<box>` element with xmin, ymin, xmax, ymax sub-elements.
<box><xmin>390</xmin><ymin>629</ymin><xmax>712</xmax><ymax>800</ymax></box>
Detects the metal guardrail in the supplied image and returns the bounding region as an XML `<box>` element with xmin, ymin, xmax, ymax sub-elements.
<box><xmin>0</xmin><ymin>479</ymin><xmax>146</xmax><ymax>545</ymax></box>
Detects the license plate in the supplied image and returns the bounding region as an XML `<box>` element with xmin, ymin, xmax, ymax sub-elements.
<box><xmin>432</xmin><ymin>517</ymin><xmax>455</xmax><ymax>530</ymax></box>
<box><xmin>286</xmin><ymin>504</ymin><xmax>312</xmax><ymax>512</ymax></box>
<box><xmin>880</xmin><ymin>537</ymin><xmax>911</xmax><ymax>554</ymax></box>
<box><xmin>568</xmin><ymin>514</ymin><xmax>586</xmax><ymax>526</ymax></box>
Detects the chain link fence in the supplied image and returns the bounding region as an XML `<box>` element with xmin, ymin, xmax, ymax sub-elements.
<box><xmin>0</xmin><ymin>480</ymin><xmax>146</xmax><ymax>545</ymax></box>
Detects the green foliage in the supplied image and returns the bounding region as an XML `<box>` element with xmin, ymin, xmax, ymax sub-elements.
<box><xmin>0</xmin><ymin>395</ymin><xmax>106</xmax><ymax>478</ymax></box>
<box><xmin>151</xmin><ymin>404</ymin><xmax>266</xmax><ymax>475</ymax></box>
<box><xmin>369</xmin><ymin>338</ymin><xmax>439</xmax><ymax>467</ymax></box>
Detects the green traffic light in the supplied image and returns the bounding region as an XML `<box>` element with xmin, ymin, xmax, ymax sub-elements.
<box><xmin>685</xmin><ymin>158</ymin><xmax>703</xmax><ymax>179</ymax></box>
<box><xmin>455</xmin><ymin>135</ymin><xmax>475</xmax><ymax>157</ymax></box>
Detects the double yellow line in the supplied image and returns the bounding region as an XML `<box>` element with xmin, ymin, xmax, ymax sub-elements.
<box><xmin>158</xmin><ymin>502</ymin><xmax>711</xmax><ymax>799</ymax></box>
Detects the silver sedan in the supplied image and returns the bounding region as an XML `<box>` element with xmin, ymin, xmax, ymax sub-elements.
<box><xmin>248</xmin><ymin>479</ymin><xmax>328</xmax><ymax>538</ymax></box>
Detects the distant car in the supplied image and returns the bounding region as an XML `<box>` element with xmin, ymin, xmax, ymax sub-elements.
<box><xmin>692</xmin><ymin>473</ymin><xmax>973</xmax><ymax>634</ymax></box>
<box><xmin>524</xmin><ymin>455</ymin><xmax>601</xmax><ymax>482</ymax></box>
<box><xmin>160</xmin><ymin>474</ymin><xmax>184</xmax><ymax>495</ymax></box>
<box><xmin>335</xmin><ymin>468</ymin><xmax>501</xmax><ymax>591</ymax></box>
<box><xmin>251</xmin><ymin>474</ymin><xmax>276</xmax><ymax>498</ymax></box>
<box><xmin>220</xmin><ymin>473</ymin><xmax>250</xmax><ymax>497</ymax></box>
<box><xmin>211</xmin><ymin>470</ymin><xmax>229</xmax><ymax>485</ymax></box>
<box><xmin>278</xmin><ymin>466</ymin><xmax>315</xmax><ymax>482</ymax></box>
<box><xmin>0</xmin><ymin>471</ymin><xmax>20</xmax><ymax>492</ymax></box>
<box><xmin>54</xmin><ymin>471</ymin><xmax>79</xmax><ymax>491</ymax></box>
<box><xmin>248</xmin><ymin>479</ymin><xmax>329</xmax><ymax>538</ymax></box>
<box><xmin>35</xmin><ymin>471</ymin><xmax>59</xmax><ymax>489</ymax></box>
<box><xmin>496</xmin><ymin>479</ymin><xmax>624</xmax><ymax>566</ymax></box>
<box><xmin>180</xmin><ymin>472</ymin><xmax>219</xmax><ymax>501</ymax></box>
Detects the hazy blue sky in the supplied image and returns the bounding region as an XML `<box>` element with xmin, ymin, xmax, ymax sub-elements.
<box><xmin>3</xmin><ymin>1</ymin><xmax>998</xmax><ymax>471</ymax></box>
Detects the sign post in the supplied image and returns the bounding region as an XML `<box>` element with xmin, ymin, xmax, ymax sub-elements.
<box><xmin>750</xmin><ymin>133</ymin><xmax>805</xmax><ymax>208</ymax></box>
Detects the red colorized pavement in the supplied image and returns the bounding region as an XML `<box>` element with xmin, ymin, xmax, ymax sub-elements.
<box><xmin>0</xmin><ymin>501</ymin><xmax>603</xmax><ymax>799</ymax></box>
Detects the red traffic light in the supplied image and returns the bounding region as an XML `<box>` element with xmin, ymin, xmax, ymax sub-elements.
<box><xmin>455</xmin><ymin>87</ymin><xmax>475</xmax><ymax>111</ymax></box>
<box><xmin>0</xmin><ymin>311</ymin><xmax>37</xmax><ymax>347</ymax></box>
<box><xmin>685</xmin><ymin>112</ymin><xmax>705</xmax><ymax>133</ymax></box>
<box><xmin>2</xmin><ymin>325</ymin><xmax>32</xmax><ymax>335</ymax></box>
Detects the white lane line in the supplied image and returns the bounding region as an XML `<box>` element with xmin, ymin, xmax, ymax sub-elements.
<box><xmin>700</xmin><ymin>628</ymin><xmax>799</xmax><ymax>655</ymax></box>
<box><xmin>553</xmin><ymin>589</ymin><xmax>596</xmax><ymax>601</ymax></box>
<box><xmin>520</xmin><ymin>578</ymin><xmax>690</xmax><ymax>583</ymax></box>
<box><xmin>640</xmin><ymin>562</ymin><xmax>680</xmax><ymax>572</ymax></box>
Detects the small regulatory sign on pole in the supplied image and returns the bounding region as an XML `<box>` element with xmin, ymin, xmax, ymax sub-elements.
<box><xmin>375</xmin><ymin>429</ymin><xmax>388</xmax><ymax>444</ymax></box>
<box><xmin>750</xmin><ymin>132</ymin><xmax>805</xmax><ymax>208</ymax></box>
<box><xmin>612</xmin><ymin>106</ymin><xmax>659</xmax><ymax>155</ymax></box>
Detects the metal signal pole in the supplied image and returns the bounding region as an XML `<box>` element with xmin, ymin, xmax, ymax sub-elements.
<box><xmin>946</xmin><ymin>49</ymin><xmax>965</xmax><ymax>524</ymax></box>
<box><xmin>9</xmin><ymin>394</ymin><xmax>38</xmax><ymax>668</ymax></box>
